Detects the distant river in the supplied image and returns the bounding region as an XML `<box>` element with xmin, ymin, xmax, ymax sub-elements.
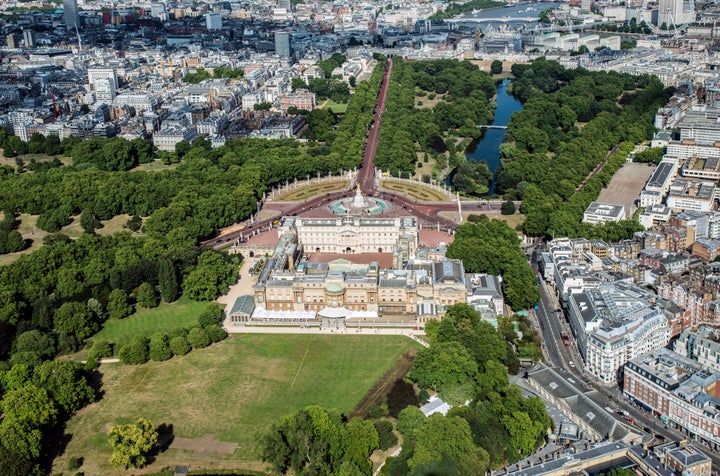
<box><xmin>454</xmin><ymin>1</ymin><xmax>562</xmax><ymax>27</ymax></box>
<box><xmin>463</xmin><ymin>79</ymin><xmax>523</xmax><ymax>195</ymax></box>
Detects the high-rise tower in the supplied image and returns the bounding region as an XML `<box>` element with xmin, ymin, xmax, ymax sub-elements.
<box><xmin>63</xmin><ymin>0</ymin><xmax>81</xmax><ymax>31</ymax></box>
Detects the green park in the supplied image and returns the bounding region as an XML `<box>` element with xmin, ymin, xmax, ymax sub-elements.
<box><xmin>54</xmin><ymin>334</ymin><xmax>420</xmax><ymax>474</ymax></box>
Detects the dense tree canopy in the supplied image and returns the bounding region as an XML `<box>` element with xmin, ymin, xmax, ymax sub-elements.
<box><xmin>448</xmin><ymin>218</ymin><xmax>539</xmax><ymax>310</ymax></box>
<box><xmin>391</xmin><ymin>305</ymin><xmax>551</xmax><ymax>473</ymax></box>
<box><xmin>500</xmin><ymin>59</ymin><xmax>673</xmax><ymax>238</ymax></box>
<box><xmin>375</xmin><ymin>58</ymin><xmax>495</xmax><ymax>175</ymax></box>
<box><xmin>262</xmin><ymin>406</ymin><xmax>379</xmax><ymax>475</ymax></box>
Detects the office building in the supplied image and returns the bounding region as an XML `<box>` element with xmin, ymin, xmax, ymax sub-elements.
<box><xmin>206</xmin><ymin>12</ymin><xmax>222</xmax><ymax>30</ymax></box>
<box><xmin>87</xmin><ymin>67</ymin><xmax>118</xmax><ymax>90</ymax></box>
<box><xmin>582</xmin><ymin>202</ymin><xmax>626</xmax><ymax>225</ymax></box>
<box><xmin>566</xmin><ymin>283</ymin><xmax>671</xmax><ymax>384</ymax></box>
<box><xmin>674</xmin><ymin>326</ymin><xmax>720</xmax><ymax>372</ymax></box>
<box><xmin>22</xmin><ymin>30</ymin><xmax>35</xmax><ymax>48</ymax></box>
<box><xmin>275</xmin><ymin>31</ymin><xmax>291</xmax><ymax>58</ymax></box>
<box><xmin>624</xmin><ymin>348</ymin><xmax>720</xmax><ymax>450</ymax></box>
<box><xmin>658</xmin><ymin>0</ymin><xmax>694</xmax><ymax>26</ymax></box>
<box><xmin>63</xmin><ymin>0</ymin><xmax>81</xmax><ymax>31</ymax></box>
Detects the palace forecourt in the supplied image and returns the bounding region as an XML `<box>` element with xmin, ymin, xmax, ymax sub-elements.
<box><xmin>227</xmin><ymin>188</ymin><xmax>504</xmax><ymax>331</ymax></box>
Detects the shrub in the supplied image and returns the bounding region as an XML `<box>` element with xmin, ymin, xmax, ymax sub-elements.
<box><xmin>167</xmin><ymin>327</ymin><xmax>188</xmax><ymax>339</ymax></box>
<box><xmin>198</xmin><ymin>302</ymin><xmax>224</xmax><ymax>328</ymax></box>
<box><xmin>367</xmin><ymin>401</ymin><xmax>389</xmax><ymax>419</ymax></box>
<box><xmin>89</xmin><ymin>339</ymin><xmax>114</xmax><ymax>359</ymax></box>
<box><xmin>169</xmin><ymin>336</ymin><xmax>190</xmax><ymax>356</ymax></box>
<box><xmin>149</xmin><ymin>333</ymin><xmax>172</xmax><ymax>361</ymax></box>
<box><xmin>374</xmin><ymin>420</ymin><xmax>398</xmax><ymax>451</ymax></box>
<box><xmin>67</xmin><ymin>456</ymin><xmax>84</xmax><ymax>471</ymax></box>
<box><xmin>501</xmin><ymin>199</ymin><xmax>516</xmax><ymax>215</ymax></box>
<box><xmin>205</xmin><ymin>324</ymin><xmax>228</xmax><ymax>343</ymax></box>
<box><xmin>119</xmin><ymin>335</ymin><xmax>149</xmax><ymax>365</ymax></box>
<box><xmin>137</xmin><ymin>283</ymin><xmax>158</xmax><ymax>309</ymax></box>
<box><xmin>187</xmin><ymin>327</ymin><xmax>210</xmax><ymax>349</ymax></box>
<box><xmin>418</xmin><ymin>389</ymin><xmax>430</xmax><ymax>403</ymax></box>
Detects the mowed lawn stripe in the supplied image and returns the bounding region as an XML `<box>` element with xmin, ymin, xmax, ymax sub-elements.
<box><xmin>92</xmin><ymin>297</ymin><xmax>208</xmax><ymax>347</ymax></box>
<box><xmin>57</xmin><ymin>334</ymin><xmax>420</xmax><ymax>475</ymax></box>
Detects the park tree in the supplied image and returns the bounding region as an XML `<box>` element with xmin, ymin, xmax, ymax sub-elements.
<box><xmin>107</xmin><ymin>288</ymin><xmax>133</xmax><ymax>319</ymax></box>
<box><xmin>501</xmin><ymin>199</ymin><xmax>516</xmax><ymax>215</ymax></box>
<box><xmin>0</xmin><ymin>421</ymin><xmax>43</xmax><ymax>462</ymax></box>
<box><xmin>1</xmin><ymin>385</ymin><xmax>57</xmax><ymax>427</ymax></box>
<box><xmin>502</xmin><ymin>411</ymin><xmax>539</xmax><ymax>456</ymax></box>
<box><xmin>409</xmin><ymin>341</ymin><xmax>478</xmax><ymax>392</ymax></box>
<box><xmin>108</xmin><ymin>418</ymin><xmax>158</xmax><ymax>469</ymax></box>
<box><xmin>406</xmin><ymin>414</ymin><xmax>489</xmax><ymax>475</ymax></box>
<box><xmin>125</xmin><ymin>214</ymin><xmax>142</xmax><ymax>232</ymax></box>
<box><xmin>396</xmin><ymin>405</ymin><xmax>426</xmax><ymax>438</ymax></box>
<box><xmin>158</xmin><ymin>258</ymin><xmax>179</xmax><ymax>303</ymax></box>
<box><xmin>32</xmin><ymin>360</ymin><xmax>95</xmax><ymax>414</ymax></box>
<box><xmin>262</xmin><ymin>405</ymin><xmax>346</xmax><ymax>475</ymax></box>
<box><xmin>182</xmin><ymin>251</ymin><xmax>237</xmax><ymax>301</ymax></box>
<box><xmin>342</xmin><ymin>418</ymin><xmax>379</xmax><ymax>474</ymax></box>
<box><xmin>490</xmin><ymin>60</ymin><xmax>503</xmax><ymax>75</ymax></box>
<box><xmin>1</xmin><ymin>364</ymin><xmax>32</xmax><ymax>392</ymax></box>
<box><xmin>169</xmin><ymin>336</ymin><xmax>191</xmax><ymax>356</ymax></box>
<box><xmin>13</xmin><ymin>330</ymin><xmax>55</xmax><ymax>360</ymax></box>
<box><xmin>80</xmin><ymin>208</ymin><xmax>101</xmax><ymax>234</ymax></box>
<box><xmin>53</xmin><ymin>302</ymin><xmax>97</xmax><ymax>340</ymax></box>
<box><xmin>148</xmin><ymin>333</ymin><xmax>171</xmax><ymax>361</ymax></box>
<box><xmin>374</xmin><ymin>419</ymin><xmax>398</xmax><ymax>451</ymax></box>
<box><xmin>136</xmin><ymin>282</ymin><xmax>158</xmax><ymax>309</ymax></box>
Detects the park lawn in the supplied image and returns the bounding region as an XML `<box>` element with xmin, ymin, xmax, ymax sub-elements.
<box><xmin>414</xmin><ymin>152</ymin><xmax>436</xmax><ymax>180</ymax></box>
<box><xmin>133</xmin><ymin>160</ymin><xmax>181</xmax><ymax>172</ymax></box>
<box><xmin>55</xmin><ymin>334</ymin><xmax>420</xmax><ymax>475</ymax></box>
<box><xmin>91</xmin><ymin>297</ymin><xmax>209</xmax><ymax>348</ymax></box>
<box><xmin>320</xmin><ymin>99</ymin><xmax>348</xmax><ymax>113</ymax></box>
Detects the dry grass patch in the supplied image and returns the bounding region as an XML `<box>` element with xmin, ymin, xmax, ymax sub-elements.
<box><xmin>133</xmin><ymin>160</ymin><xmax>181</xmax><ymax>172</ymax></box>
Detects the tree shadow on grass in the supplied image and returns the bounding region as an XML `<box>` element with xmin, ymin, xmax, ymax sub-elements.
<box><xmin>146</xmin><ymin>422</ymin><xmax>175</xmax><ymax>466</ymax></box>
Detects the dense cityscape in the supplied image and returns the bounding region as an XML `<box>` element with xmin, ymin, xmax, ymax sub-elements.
<box><xmin>4</xmin><ymin>0</ymin><xmax>720</xmax><ymax>475</ymax></box>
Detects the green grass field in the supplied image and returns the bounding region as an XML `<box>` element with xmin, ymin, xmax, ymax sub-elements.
<box><xmin>55</xmin><ymin>334</ymin><xmax>420</xmax><ymax>475</ymax></box>
<box><xmin>91</xmin><ymin>297</ymin><xmax>209</xmax><ymax>348</ymax></box>
<box><xmin>320</xmin><ymin>99</ymin><xmax>348</xmax><ymax>113</ymax></box>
